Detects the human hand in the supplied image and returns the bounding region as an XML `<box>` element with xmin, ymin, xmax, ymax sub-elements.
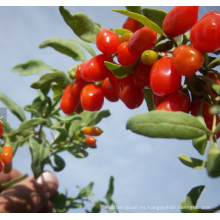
<box><xmin>0</xmin><ymin>168</ymin><xmax>58</xmax><ymax>213</ymax></box>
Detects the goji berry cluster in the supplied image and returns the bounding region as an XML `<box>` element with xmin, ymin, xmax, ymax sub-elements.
<box><xmin>60</xmin><ymin>6</ymin><xmax>220</xmax><ymax>138</ymax></box>
<box><xmin>82</xmin><ymin>126</ymin><xmax>103</xmax><ymax>147</ymax></box>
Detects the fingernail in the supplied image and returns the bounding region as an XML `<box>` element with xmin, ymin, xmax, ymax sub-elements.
<box><xmin>36</xmin><ymin>171</ymin><xmax>58</xmax><ymax>198</ymax></box>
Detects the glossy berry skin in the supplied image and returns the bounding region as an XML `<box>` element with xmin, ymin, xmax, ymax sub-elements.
<box><xmin>75</xmin><ymin>63</ymin><xmax>84</xmax><ymax>81</ymax></box>
<box><xmin>60</xmin><ymin>85</ymin><xmax>79</xmax><ymax>114</ymax></box>
<box><xmin>122</xmin><ymin>17</ymin><xmax>140</xmax><ymax>33</ymax></box>
<box><xmin>117</xmin><ymin>42</ymin><xmax>139</xmax><ymax>66</ymax></box>
<box><xmin>0</xmin><ymin>122</ymin><xmax>3</xmax><ymax>137</ymax></box>
<box><xmin>150</xmin><ymin>57</ymin><xmax>181</xmax><ymax>96</ymax></box>
<box><xmin>128</xmin><ymin>26</ymin><xmax>157</xmax><ymax>57</ymax></box>
<box><xmin>80</xmin><ymin>84</ymin><xmax>104</xmax><ymax>111</ymax></box>
<box><xmin>84</xmin><ymin>136</ymin><xmax>97</xmax><ymax>146</ymax></box>
<box><xmin>119</xmin><ymin>73</ymin><xmax>144</xmax><ymax>109</ymax></box>
<box><xmin>133</xmin><ymin>62</ymin><xmax>151</xmax><ymax>88</ymax></box>
<box><xmin>82</xmin><ymin>126</ymin><xmax>103</xmax><ymax>136</ymax></box>
<box><xmin>96</xmin><ymin>29</ymin><xmax>120</xmax><ymax>55</ymax></box>
<box><xmin>0</xmin><ymin>145</ymin><xmax>13</xmax><ymax>165</ymax></box>
<box><xmin>81</xmin><ymin>54</ymin><xmax>113</xmax><ymax>82</ymax></box>
<box><xmin>70</xmin><ymin>79</ymin><xmax>85</xmax><ymax>100</ymax></box>
<box><xmin>141</xmin><ymin>50</ymin><xmax>158</xmax><ymax>66</ymax></box>
<box><xmin>200</xmin><ymin>11</ymin><xmax>220</xmax><ymax>20</ymax></box>
<box><xmin>172</xmin><ymin>45</ymin><xmax>204</xmax><ymax>77</ymax></box>
<box><xmin>108</xmin><ymin>72</ymin><xmax>121</xmax><ymax>97</ymax></box>
<box><xmin>101</xmin><ymin>77</ymin><xmax>119</xmax><ymax>102</ymax></box>
<box><xmin>153</xmin><ymin>93</ymin><xmax>168</xmax><ymax>108</ymax></box>
<box><xmin>190</xmin><ymin>14</ymin><xmax>220</xmax><ymax>52</ymax></box>
<box><xmin>163</xmin><ymin>6</ymin><xmax>199</xmax><ymax>37</ymax></box>
<box><xmin>156</xmin><ymin>91</ymin><xmax>191</xmax><ymax>113</ymax></box>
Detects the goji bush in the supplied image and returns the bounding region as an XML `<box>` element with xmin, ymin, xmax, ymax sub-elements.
<box><xmin>1</xmin><ymin>6</ymin><xmax>220</xmax><ymax>213</ymax></box>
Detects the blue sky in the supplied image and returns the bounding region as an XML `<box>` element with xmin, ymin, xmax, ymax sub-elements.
<box><xmin>0</xmin><ymin>6</ymin><xmax>220</xmax><ymax>213</ymax></box>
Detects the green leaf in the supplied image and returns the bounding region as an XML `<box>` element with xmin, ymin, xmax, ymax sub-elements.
<box><xmin>208</xmin><ymin>57</ymin><xmax>220</xmax><ymax>69</ymax></box>
<box><xmin>110</xmin><ymin>28</ymin><xmax>132</xmax><ymax>35</ymax></box>
<box><xmin>180</xmin><ymin>185</ymin><xmax>205</xmax><ymax>213</ymax></box>
<box><xmin>91</xmin><ymin>201</ymin><xmax>106</xmax><ymax>213</ymax></box>
<box><xmin>11</xmin><ymin>59</ymin><xmax>53</xmax><ymax>76</ymax></box>
<box><xmin>7</xmin><ymin>118</ymin><xmax>46</xmax><ymax>138</ymax></box>
<box><xmin>214</xmin><ymin>122</ymin><xmax>220</xmax><ymax>136</ymax></box>
<box><xmin>91</xmin><ymin>204</ymin><xmax>101</xmax><ymax>213</ymax></box>
<box><xmin>53</xmin><ymin>114</ymin><xmax>81</xmax><ymax>123</ymax></box>
<box><xmin>17</xmin><ymin>136</ymin><xmax>30</xmax><ymax>147</ymax></box>
<box><xmin>69</xmin><ymin>38</ymin><xmax>96</xmax><ymax>57</ymax></box>
<box><xmin>76</xmin><ymin>182</ymin><xmax>94</xmax><ymax>199</ymax></box>
<box><xmin>50</xmin><ymin>191</ymin><xmax>67</xmax><ymax>210</ymax></box>
<box><xmin>28</xmin><ymin>95</ymin><xmax>52</xmax><ymax>116</ymax></box>
<box><xmin>59</xmin><ymin>6</ymin><xmax>101</xmax><ymax>43</ymax></box>
<box><xmin>144</xmin><ymin>89</ymin><xmax>155</xmax><ymax>111</ymax></box>
<box><xmin>29</xmin><ymin>136</ymin><xmax>50</xmax><ymax>179</ymax></box>
<box><xmin>88</xmin><ymin>144</ymin><xmax>97</xmax><ymax>149</ymax></box>
<box><xmin>52</xmin><ymin>141</ymin><xmax>77</xmax><ymax>154</ymax></box>
<box><xmin>0</xmin><ymin>93</ymin><xmax>26</xmax><ymax>122</ymax></box>
<box><xmin>39</xmin><ymin>38</ymin><xmax>86</xmax><ymax>62</ymax></box>
<box><xmin>51</xmin><ymin>125</ymin><xmax>69</xmax><ymax>137</ymax></box>
<box><xmin>112</xmin><ymin>9</ymin><xmax>166</xmax><ymax>37</ymax></box>
<box><xmin>68</xmin><ymin>121</ymin><xmax>83</xmax><ymax>136</ymax></box>
<box><xmin>24</xmin><ymin>105</ymin><xmax>41</xmax><ymax>117</ymax></box>
<box><xmin>142</xmin><ymin>8</ymin><xmax>167</xmax><ymax>29</ymax></box>
<box><xmin>51</xmin><ymin>191</ymin><xmax>83</xmax><ymax>213</ymax></box>
<box><xmin>30</xmin><ymin>71</ymin><xmax>72</xmax><ymax>90</ymax></box>
<box><xmin>68</xmin><ymin>147</ymin><xmax>88</xmax><ymax>159</ymax></box>
<box><xmin>105</xmin><ymin>176</ymin><xmax>114</xmax><ymax>206</ymax></box>
<box><xmin>80</xmin><ymin>110</ymin><xmax>111</xmax><ymax>127</ymax></box>
<box><xmin>30</xmin><ymin>97</ymin><xmax>46</xmax><ymax>115</ymax></box>
<box><xmin>51</xmin><ymin>154</ymin><xmax>66</xmax><ymax>172</ymax></box>
<box><xmin>182</xmin><ymin>31</ymin><xmax>190</xmax><ymax>44</ymax></box>
<box><xmin>51</xmin><ymin>83</ymin><xmax>64</xmax><ymax>102</ymax></box>
<box><xmin>50</xmin><ymin>133</ymin><xmax>68</xmax><ymax>147</ymax></box>
<box><xmin>178</xmin><ymin>154</ymin><xmax>206</xmax><ymax>169</ymax></box>
<box><xmin>41</xmin><ymin>84</ymin><xmax>51</xmax><ymax>96</ymax></box>
<box><xmin>154</xmin><ymin>40</ymin><xmax>173</xmax><ymax>52</ymax></box>
<box><xmin>126</xmin><ymin>111</ymin><xmax>211</xmax><ymax>139</ymax></box>
<box><xmin>192</xmin><ymin>134</ymin><xmax>207</xmax><ymax>155</ymax></box>
<box><xmin>125</xmin><ymin>6</ymin><xmax>142</xmax><ymax>15</ymax></box>
<box><xmin>0</xmin><ymin>116</ymin><xmax>11</xmax><ymax>134</ymax></box>
<box><xmin>174</xmin><ymin>35</ymin><xmax>183</xmax><ymax>46</ymax></box>
<box><xmin>104</xmin><ymin>59</ymin><xmax>139</xmax><ymax>78</ymax></box>
<box><xmin>206</xmin><ymin>136</ymin><xmax>220</xmax><ymax>177</ymax></box>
